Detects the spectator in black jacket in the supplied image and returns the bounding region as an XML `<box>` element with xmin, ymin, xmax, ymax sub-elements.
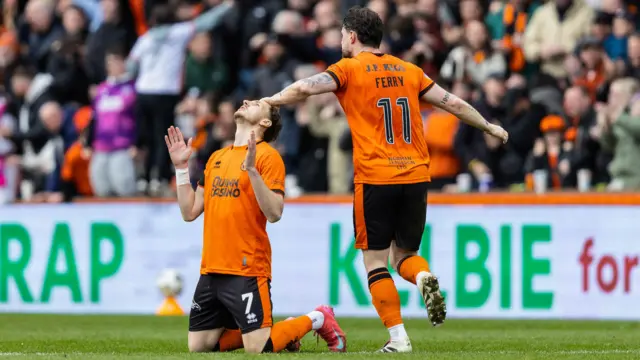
<box><xmin>1</xmin><ymin>100</ymin><xmax>64</xmax><ymax>201</ymax></box>
<box><xmin>237</xmin><ymin>0</ymin><xmax>282</xmax><ymax>70</ymax></box>
<box><xmin>275</xmin><ymin>24</ymin><xmax>341</xmax><ymax>66</ymax></box>
<box><xmin>454</xmin><ymin>75</ymin><xmax>507</xmax><ymax>188</ymax></box>
<box><xmin>47</xmin><ymin>35</ymin><xmax>90</xmax><ymax>105</ymax></box>
<box><xmin>247</xmin><ymin>35</ymin><xmax>299</xmax><ymax>171</ymax></box>
<box><xmin>2</xmin><ymin>66</ymin><xmax>55</xmax><ymax>154</ymax></box>
<box><xmin>562</xmin><ymin>85</ymin><xmax>603</xmax><ymax>186</ymax></box>
<box><xmin>495</xmin><ymin>86</ymin><xmax>547</xmax><ymax>185</ymax></box>
<box><xmin>19</xmin><ymin>0</ymin><xmax>64</xmax><ymax>72</ymax></box>
<box><xmin>84</xmin><ymin>0</ymin><xmax>137</xmax><ymax>84</ymax></box>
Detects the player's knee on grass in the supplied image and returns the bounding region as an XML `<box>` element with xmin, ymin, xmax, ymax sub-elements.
<box><xmin>188</xmin><ymin>329</ymin><xmax>223</xmax><ymax>352</ymax></box>
<box><xmin>242</xmin><ymin>327</ymin><xmax>271</xmax><ymax>353</ymax></box>
<box><xmin>187</xmin><ymin>336</ymin><xmax>211</xmax><ymax>353</ymax></box>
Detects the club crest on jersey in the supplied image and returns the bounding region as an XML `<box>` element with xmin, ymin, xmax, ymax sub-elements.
<box><xmin>241</xmin><ymin>161</ymin><xmax>246</xmax><ymax>171</ymax></box>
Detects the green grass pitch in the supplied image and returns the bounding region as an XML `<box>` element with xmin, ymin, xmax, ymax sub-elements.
<box><xmin>1</xmin><ymin>315</ymin><xmax>639</xmax><ymax>359</ymax></box>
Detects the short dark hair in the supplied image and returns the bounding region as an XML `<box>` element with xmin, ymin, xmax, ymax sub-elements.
<box><xmin>105</xmin><ymin>43</ymin><xmax>128</xmax><ymax>59</ymax></box>
<box><xmin>12</xmin><ymin>65</ymin><xmax>35</xmax><ymax>79</ymax></box>
<box><xmin>342</xmin><ymin>6</ymin><xmax>384</xmax><ymax>48</ymax></box>
<box><xmin>65</xmin><ymin>4</ymin><xmax>87</xmax><ymax>20</ymax></box>
<box><xmin>324</xmin><ymin>25</ymin><xmax>342</xmax><ymax>34</ymax></box>
<box><xmin>202</xmin><ymin>92</ymin><xmax>221</xmax><ymax>115</ymax></box>
<box><xmin>150</xmin><ymin>4</ymin><xmax>176</xmax><ymax>26</ymax></box>
<box><xmin>263</xmin><ymin>105</ymin><xmax>282</xmax><ymax>143</ymax></box>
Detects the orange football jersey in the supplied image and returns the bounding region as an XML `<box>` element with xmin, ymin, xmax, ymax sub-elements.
<box><xmin>197</xmin><ymin>142</ymin><xmax>285</xmax><ymax>278</ymax></box>
<box><xmin>326</xmin><ymin>52</ymin><xmax>434</xmax><ymax>184</ymax></box>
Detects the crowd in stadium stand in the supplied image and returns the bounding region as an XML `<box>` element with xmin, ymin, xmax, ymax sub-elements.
<box><xmin>0</xmin><ymin>0</ymin><xmax>639</xmax><ymax>203</ymax></box>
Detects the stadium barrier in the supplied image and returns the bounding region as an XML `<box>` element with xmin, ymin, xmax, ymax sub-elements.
<box><xmin>0</xmin><ymin>192</ymin><xmax>639</xmax><ymax>320</ymax></box>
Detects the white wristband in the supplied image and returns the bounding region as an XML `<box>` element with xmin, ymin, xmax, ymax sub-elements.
<box><xmin>175</xmin><ymin>167</ymin><xmax>190</xmax><ymax>186</ymax></box>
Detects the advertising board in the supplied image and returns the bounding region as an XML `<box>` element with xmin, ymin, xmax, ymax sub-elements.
<box><xmin>1</xmin><ymin>203</ymin><xmax>638</xmax><ymax>319</ymax></box>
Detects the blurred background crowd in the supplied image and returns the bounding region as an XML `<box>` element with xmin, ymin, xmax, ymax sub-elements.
<box><xmin>0</xmin><ymin>0</ymin><xmax>638</xmax><ymax>203</ymax></box>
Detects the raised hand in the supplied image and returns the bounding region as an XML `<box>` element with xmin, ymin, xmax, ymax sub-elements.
<box><xmin>164</xmin><ymin>126</ymin><xmax>193</xmax><ymax>169</ymax></box>
<box><xmin>244</xmin><ymin>131</ymin><xmax>257</xmax><ymax>171</ymax></box>
<box><xmin>259</xmin><ymin>97</ymin><xmax>274</xmax><ymax>106</ymax></box>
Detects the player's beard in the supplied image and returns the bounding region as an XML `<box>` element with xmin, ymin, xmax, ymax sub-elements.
<box><xmin>342</xmin><ymin>47</ymin><xmax>353</xmax><ymax>58</ymax></box>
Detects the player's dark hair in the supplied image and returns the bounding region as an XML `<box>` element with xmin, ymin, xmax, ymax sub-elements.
<box><xmin>263</xmin><ymin>105</ymin><xmax>282</xmax><ymax>143</ymax></box>
<box><xmin>342</xmin><ymin>6</ymin><xmax>384</xmax><ymax>48</ymax></box>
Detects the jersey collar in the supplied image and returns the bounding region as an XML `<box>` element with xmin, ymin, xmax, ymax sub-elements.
<box><xmin>231</xmin><ymin>140</ymin><xmax>264</xmax><ymax>150</ymax></box>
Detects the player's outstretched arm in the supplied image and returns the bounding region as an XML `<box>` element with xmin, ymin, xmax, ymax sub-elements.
<box><xmin>422</xmin><ymin>83</ymin><xmax>509</xmax><ymax>144</ymax></box>
<box><xmin>245</xmin><ymin>132</ymin><xmax>284</xmax><ymax>223</ymax></box>
<box><xmin>165</xmin><ymin>126</ymin><xmax>205</xmax><ymax>222</ymax></box>
<box><xmin>262</xmin><ymin>72</ymin><xmax>338</xmax><ymax>106</ymax></box>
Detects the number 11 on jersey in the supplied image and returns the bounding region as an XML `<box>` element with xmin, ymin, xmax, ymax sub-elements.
<box><xmin>377</xmin><ymin>97</ymin><xmax>411</xmax><ymax>145</ymax></box>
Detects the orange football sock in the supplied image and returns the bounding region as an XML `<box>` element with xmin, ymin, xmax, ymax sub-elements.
<box><xmin>215</xmin><ymin>329</ymin><xmax>243</xmax><ymax>352</ymax></box>
<box><xmin>266</xmin><ymin>316</ymin><xmax>312</xmax><ymax>352</ymax></box>
<box><xmin>397</xmin><ymin>255</ymin><xmax>430</xmax><ymax>285</ymax></box>
<box><xmin>368</xmin><ymin>268</ymin><xmax>403</xmax><ymax>328</ymax></box>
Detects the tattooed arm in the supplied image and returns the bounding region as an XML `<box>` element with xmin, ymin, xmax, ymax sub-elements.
<box><xmin>262</xmin><ymin>72</ymin><xmax>338</xmax><ymax>106</ymax></box>
<box><xmin>422</xmin><ymin>82</ymin><xmax>509</xmax><ymax>143</ymax></box>
<box><xmin>423</xmin><ymin>83</ymin><xmax>490</xmax><ymax>130</ymax></box>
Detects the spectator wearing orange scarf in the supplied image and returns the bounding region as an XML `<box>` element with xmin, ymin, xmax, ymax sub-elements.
<box><xmin>60</xmin><ymin>107</ymin><xmax>93</xmax><ymax>202</ymax></box>
<box><xmin>572</xmin><ymin>37</ymin><xmax>608</xmax><ymax>101</ymax></box>
<box><xmin>525</xmin><ymin>115</ymin><xmax>572</xmax><ymax>190</ymax></box>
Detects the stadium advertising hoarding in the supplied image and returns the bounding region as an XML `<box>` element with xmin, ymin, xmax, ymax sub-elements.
<box><xmin>0</xmin><ymin>203</ymin><xmax>638</xmax><ymax>320</ymax></box>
